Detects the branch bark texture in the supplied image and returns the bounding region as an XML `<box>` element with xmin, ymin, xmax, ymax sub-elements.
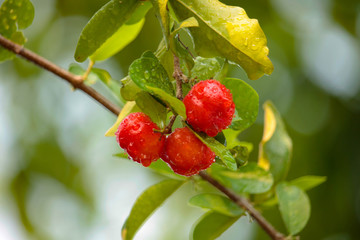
<box><xmin>0</xmin><ymin>34</ymin><xmax>285</xmax><ymax>240</ymax></box>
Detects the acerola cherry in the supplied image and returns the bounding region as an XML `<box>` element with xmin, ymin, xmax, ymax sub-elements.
<box><xmin>116</xmin><ymin>112</ymin><xmax>165</xmax><ymax>167</ymax></box>
<box><xmin>161</xmin><ymin>127</ymin><xmax>215</xmax><ymax>176</ymax></box>
<box><xmin>183</xmin><ymin>80</ymin><xmax>235</xmax><ymax>137</ymax></box>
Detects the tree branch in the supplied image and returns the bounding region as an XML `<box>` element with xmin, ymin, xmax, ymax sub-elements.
<box><xmin>0</xmin><ymin>35</ymin><xmax>121</xmax><ymax>116</ymax></box>
<box><xmin>0</xmin><ymin>35</ymin><xmax>286</xmax><ymax>240</ymax></box>
<box><xmin>198</xmin><ymin>171</ymin><xmax>286</xmax><ymax>240</ymax></box>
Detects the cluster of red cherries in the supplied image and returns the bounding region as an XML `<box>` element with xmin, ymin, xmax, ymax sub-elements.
<box><xmin>116</xmin><ymin>80</ymin><xmax>235</xmax><ymax>176</ymax></box>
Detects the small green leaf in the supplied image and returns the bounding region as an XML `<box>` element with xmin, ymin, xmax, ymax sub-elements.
<box><xmin>150</xmin><ymin>0</ymin><xmax>170</xmax><ymax>48</ymax></box>
<box><xmin>135</xmin><ymin>92</ymin><xmax>167</xmax><ymax>128</ymax></box>
<box><xmin>290</xmin><ymin>176</ymin><xmax>326</xmax><ymax>191</ymax></box>
<box><xmin>209</xmin><ymin>162</ymin><xmax>273</xmax><ymax>194</ymax></box>
<box><xmin>276</xmin><ymin>182</ymin><xmax>311</xmax><ymax>235</ymax></box>
<box><xmin>122</xmin><ymin>179</ymin><xmax>184</xmax><ymax>240</ymax></box>
<box><xmin>187</xmin><ymin>128</ymin><xmax>237</xmax><ymax>171</ymax></box>
<box><xmin>0</xmin><ymin>0</ymin><xmax>34</xmax><ymax>61</ymax></box>
<box><xmin>148</xmin><ymin>159</ymin><xmax>187</xmax><ymax>180</ymax></box>
<box><xmin>129</xmin><ymin>52</ymin><xmax>175</xmax><ymax>95</ymax></box>
<box><xmin>147</xmin><ymin>86</ymin><xmax>186</xmax><ymax>118</ymax></box>
<box><xmin>90</xmin><ymin>1</ymin><xmax>152</xmax><ymax>61</ymax></box>
<box><xmin>170</xmin><ymin>0</ymin><xmax>273</xmax><ymax>80</ymax></box>
<box><xmin>190</xmin><ymin>57</ymin><xmax>222</xmax><ymax>81</ymax></box>
<box><xmin>74</xmin><ymin>0</ymin><xmax>141</xmax><ymax>62</ymax></box>
<box><xmin>121</xmin><ymin>76</ymin><xmax>143</xmax><ymax>101</ymax></box>
<box><xmin>189</xmin><ymin>193</ymin><xmax>244</xmax><ymax>217</ymax></box>
<box><xmin>222</xmin><ymin>129</ymin><xmax>253</xmax><ymax>152</ymax></box>
<box><xmin>222</xmin><ymin>78</ymin><xmax>259</xmax><ymax>132</ymax></box>
<box><xmin>105</xmin><ymin>101</ymin><xmax>141</xmax><ymax>137</ymax></box>
<box><xmin>171</xmin><ymin>16</ymin><xmax>199</xmax><ymax>37</ymax></box>
<box><xmin>192</xmin><ymin>211</ymin><xmax>240</xmax><ymax>240</ymax></box>
<box><xmin>69</xmin><ymin>63</ymin><xmax>122</xmax><ymax>102</ymax></box>
<box><xmin>258</xmin><ymin>101</ymin><xmax>292</xmax><ymax>183</ymax></box>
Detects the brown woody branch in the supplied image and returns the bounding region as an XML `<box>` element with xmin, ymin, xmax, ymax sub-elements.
<box><xmin>0</xmin><ymin>34</ymin><xmax>285</xmax><ymax>240</ymax></box>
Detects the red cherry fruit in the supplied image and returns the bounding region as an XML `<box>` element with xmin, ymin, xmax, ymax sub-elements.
<box><xmin>116</xmin><ymin>112</ymin><xmax>165</xmax><ymax>167</ymax></box>
<box><xmin>183</xmin><ymin>80</ymin><xmax>235</xmax><ymax>137</ymax></box>
<box><xmin>161</xmin><ymin>127</ymin><xmax>215</xmax><ymax>176</ymax></box>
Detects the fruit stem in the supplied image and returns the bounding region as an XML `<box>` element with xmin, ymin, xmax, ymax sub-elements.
<box><xmin>172</xmin><ymin>53</ymin><xmax>186</xmax><ymax>100</ymax></box>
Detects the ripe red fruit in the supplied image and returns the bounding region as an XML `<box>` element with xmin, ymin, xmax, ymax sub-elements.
<box><xmin>115</xmin><ymin>112</ymin><xmax>165</xmax><ymax>167</ymax></box>
<box><xmin>184</xmin><ymin>80</ymin><xmax>235</xmax><ymax>137</ymax></box>
<box><xmin>161</xmin><ymin>127</ymin><xmax>215</xmax><ymax>176</ymax></box>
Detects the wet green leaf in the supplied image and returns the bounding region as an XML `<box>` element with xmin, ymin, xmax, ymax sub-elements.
<box><xmin>258</xmin><ymin>101</ymin><xmax>292</xmax><ymax>183</ymax></box>
<box><xmin>222</xmin><ymin>78</ymin><xmax>259</xmax><ymax>132</ymax></box>
<box><xmin>192</xmin><ymin>211</ymin><xmax>240</xmax><ymax>240</ymax></box>
<box><xmin>209</xmin><ymin>162</ymin><xmax>273</xmax><ymax>194</ymax></box>
<box><xmin>190</xmin><ymin>57</ymin><xmax>222</xmax><ymax>81</ymax></box>
<box><xmin>147</xmin><ymin>86</ymin><xmax>186</xmax><ymax>118</ymax></box>
<box><xmin>290</xmin><ymin>176</ymin><xmax>326</xmax><ymax>191</ymax></box>
<box><xmin>135</xmin><ymin>92</ymin><xmax>167</xmax><ymax>128</ymax></box>
<box><xmin>122</xmin><ymin>179</ymin><xmax>184</xmax><ymax>240</ymax></box>
<box><xmin>169</xmin><ymin>0</ymin><xmax>273</xmax><ymax>80</ymax></box>
<box><xmin>90</xmin><ymin>1</ymin><xmax>152</xmax><ymax>61</ymax></box>
<box><xmin>75</xmin><ymin>0</ymin><xmax>142</xmax><ymax>62</ymax></box>
<box><xmin>0</xmin><ymin>0</ymin><xmax>34</xmax><ymax>61</ymax></box>
<box><xmin>276</xmin><ymin>182</ymin><xmax>311</xmax><ymax>235</ymax></box>
<box><xmin>129</xmin><ymin>51</ymin><xmax>175</xmax><ymax>95</ymax></box>
<box><xmin>187</xmin><ymin>128</ymin><xmax>237</xmax><ymax>171</ymax></box>
<box><xmin>189</xmin><ymin>193</ymin><xmax>244</xmax><ymax>217</ymax></box>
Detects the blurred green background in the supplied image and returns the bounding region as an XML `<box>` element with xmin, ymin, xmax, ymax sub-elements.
<box><xmin>0</xmin><ymin>0</ymin><xmax>359</xmax><ymax>239</ymax></box>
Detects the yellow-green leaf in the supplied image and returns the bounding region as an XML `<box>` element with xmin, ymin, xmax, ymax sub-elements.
<box><xmin>150</xmin><ymin>0</ymin><xmax>170</xmax><ymax>48</ymax></box>
<box><xmin>90</xmin><ymin>1</ymin><xmax>152</xmax><ymax>61</ymax></box>
<box><xmin>105</xmin><ymin>101</ymin><xmax>140</xmax><ymax>137</ymax></box>
<box><xmin>169</xmin><ymin>0</ymin><xmax>273</xmax><ymax>80</ymax></box>
<box><xmin>258</xmin><ymin>101</ymin><xmax>292</xmax><ymax>183</ymax></box>
<box><xmin>122</xmin><ymin>179</ymin><xmax>184</xmax><ymax>240</ymax></box>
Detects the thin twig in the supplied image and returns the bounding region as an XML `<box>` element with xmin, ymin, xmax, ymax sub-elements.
<box><xmin>0</xmin><ymin>35</ymin><xmax>121</xmax><ymax>116</ymax></box>
<box><xmin>163</xmin><ymin>114</ymin><xmax>177</xmax><ymax>134</ymax></box>
<box><xmin>172</xmin><ymin>54</ymin><xmax>184</xmax><ymax>100</ymax></box>
<box><xmin>0</xmin><ymin>34</ymin><xmax>286</xmax><ymax>240</ymax></box>
<box><xmin>198</xmin><ymin>171</ymin><xmax>286</xmax><ymax>240</ymax></box>
<box><xmin>177</xmin><ymin>35</ymin><xmax>195</xmax><ymax>59</ymax></box>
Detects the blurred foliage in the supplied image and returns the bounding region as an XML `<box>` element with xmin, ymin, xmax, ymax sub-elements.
<box><xmin>0</xmin><ymin>0</ymin><xmax>360</xmax><ymax>239</ymax></box>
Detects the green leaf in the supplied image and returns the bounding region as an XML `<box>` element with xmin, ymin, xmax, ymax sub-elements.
<box><xmin>222</xmin><ymin>78</ymin><xmax>259</xmax><ymax>132</ymax></box>
<box><xmin>0</xmin><ymin>0</ymin><xmax>34</xmax><ymax>61</ymax></box>
<box><xmin>192</xmin><ymin>211</ymin><xmax>240</xmax><ymax>240</ymax></box>
<box><xmin>90</xmin><ymin>1</ymin><xmax>152</xmax><ymax>61</ymax></box>
<box><xmin>74</xmin><ymin>0</ymin><xmax>142</xmax><ymax>62</ymax></box>
<box><xmin>209</xmin><ymin>162</ymin><xmax>273</xmax><ymax>194</ymax></box>
<box><xmin>105</xmin><ymin>101</ymin><xmax>141</xmax><ymax>137</ymax></box>
<box><xmin>276</xmin><ymin>182</ymin><xmax>311</xmax><ymax>235</ymax></box>
<box><xmin>129</xmin><ymin>51</ymin><xmax>175</xmax><ymax>95</ymax></box>
<box><xmin>122</xmin><ymin>179</ymin><xmax>184</xmax><ymax>240</ymax></box>
<box><xmin>258</xmin><ymin>101</ymin><xmax>292</xmax><ymax>183</ymax></box>
<box><xmin>148</xmin><ymin>159</ymin><xmax>187</xmax><ymax>180</ymax></box>
<box><xmin>169</xmin><ymin>0</ymin><xmax>273</xmax><ymax>80</ymax></box>
<box><xmin>190</xmin><ymin>57</ymin><xmax>222</xmax><ymax>81</ymax></box>
<box><xmin>150</xmin><ymin>0</ymin><xmax>170</xmax><ymax>48</ymax></box>
<box><xmin>187</xmin><ymin>128</ymin><xmax>237</xmax><ymax>171</ymax></box>
<box><xmin>147</xmin><ymin>86</ymin><xmax>186</xmax><ymax>118</ymax></box>
<box><xmin>222</xmin><ymin>129</ymin><xmax>253</xmax><ymax>152</ymax></box>
<box><xmin>69</xmin><ymin>63</ymin><xmax>122</xmax><ymax>103</ymax></box>
<box><xmin>189</xmin><ymin>193</ymin><xmax>244</xmax><ymax>217</ymax></box>
<box><xmin>171</xmin><ymin>16</ymin><xmax>199</xmax><ymax>37</ymax></box>
<box><xmin>290</xmin><ymin>176</ymin><xmax>326</xmax><ymax>192</ymax></box>
<box><xmin>135</xmin><ymin>92</ymin><xmax>167</xmax><ymax>128</ymax></box>
<box><xmin>121</xmin><ymin>76</ymin><xmax>143</xmax><ymax>101</ymax></box>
